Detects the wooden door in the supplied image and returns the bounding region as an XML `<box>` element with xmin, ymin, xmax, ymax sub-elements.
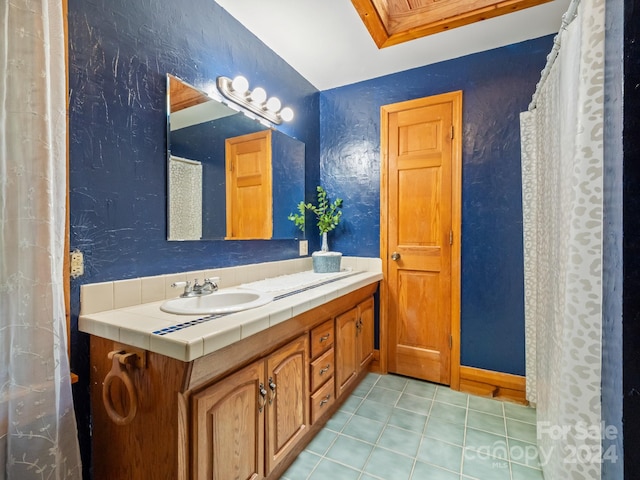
<box><xmin>357</xmin><ymin>297</ymin><xmax>375</xmax><ymax>369</ymax></box>
<box><xmin>381</xmin><ymin>92</ymin><xmax>462</xmax><ymax>387</ymax></box>
<box><xmin>265</xmin><ymin>335</ymin><xmax>309</xmax><ymax>475</ymax></box>
<box><xmin>335</xmin><ymin>307</ymin><xmax>358</xmax><ymax>398</ymax></box>
<box><xmin>225</xmin><ymin>130</ymin><xmax>273</xmax><ymax>239</ymax></box>
<box><xmin>191</xmin><ymin>360</ymin><xmax>266</xmax><ymax>480</ymax></box>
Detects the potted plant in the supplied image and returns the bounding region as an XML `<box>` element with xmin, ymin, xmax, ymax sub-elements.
<box><xmin>289</xmin><ymin>185</ymin><xmax>343</xmax><ymax>273</ymax></box>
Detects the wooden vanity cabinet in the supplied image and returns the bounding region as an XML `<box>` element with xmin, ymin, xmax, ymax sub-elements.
<box><xmin>335</xmin><ymin>297</ymin><xmax>375</xmax><ymax>398</ymax></box>
<box><xmin>89</xmin><ymin>282</ymin><xmax>377</xmax><ymax>480</ymax></box>
<box><xmin>191</xmin><ymin>335</ymin><xmax>308</xmax><ymax>480</ymax></box>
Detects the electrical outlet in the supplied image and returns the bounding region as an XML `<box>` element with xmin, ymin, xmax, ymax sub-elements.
<box><xmin>299</xmin><ymin>240</ymin><xmax>308</xmax><ymax>256</ymax></box>
<box><xmin>70</xmin><ymin>249</ymin><xmax>84</xmax><ymax>278</ymax></box>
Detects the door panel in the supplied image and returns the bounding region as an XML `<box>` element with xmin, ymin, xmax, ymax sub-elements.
<box><xmin>265</xmin><ymin>335</ymin><xmax>308</xmax><ymax>474</ymax></box>
<box><xmin>191</xmin><ymin>361</ymin><xmax>265</xmax><ymax>480</ymax></box>
<box><xmin>225</xmin><ymin>130</ymin><xmax>273</xmax><ymax>239</ymax></box>
<box><xmin>382</xmin><ymin>92</ymin><xmax>462</xmax><ymax>386</ymax></box>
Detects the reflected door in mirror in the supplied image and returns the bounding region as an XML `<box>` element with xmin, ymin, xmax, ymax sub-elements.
<box><xmin>225</xmin><ymin>130</ymin><xmax>273</xmax><ymax>239</ymax></box>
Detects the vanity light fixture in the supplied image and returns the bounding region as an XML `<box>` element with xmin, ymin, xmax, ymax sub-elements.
<box><xmin>216</xmin><ymin>75</ymin><xmax>294</xmax><ymax>125</ymax></box>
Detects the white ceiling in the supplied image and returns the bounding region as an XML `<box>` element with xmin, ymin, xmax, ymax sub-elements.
<box><xmin>214</xmin><ymin>0</ymin><xmax>570</xmax><ymax>91</ymax></box>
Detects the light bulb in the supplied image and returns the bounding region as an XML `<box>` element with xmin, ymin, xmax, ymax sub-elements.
<box><xmin>250</xmin><ymin>87</ymin><xmax>267</xmax><ymax>104</ymax></box>
<box><xmin>231</xmin><ymin>76</ymin><xmax>249</xmax><ymax>95</ymax></box>
<box><xmin>266</xmin><ymin>97</ymin><xmax>281</xmax><ymax>112</ymax></box>
<box><xmin>279</xmin><ymin>107</ymin><xmax>294</xmax><ymax>122</ymax></box>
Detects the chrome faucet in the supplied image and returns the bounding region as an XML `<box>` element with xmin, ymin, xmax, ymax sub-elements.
<box><xmin>171</xmin><ymin>277</ymin><xmax>219</xmax><ymax>298</ymax></box>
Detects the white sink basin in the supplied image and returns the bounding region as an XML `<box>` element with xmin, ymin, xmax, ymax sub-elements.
<box><xmin>160</xmin><ymin>289</ymin><xmax>273</xmax><ymax>315</ymax></box>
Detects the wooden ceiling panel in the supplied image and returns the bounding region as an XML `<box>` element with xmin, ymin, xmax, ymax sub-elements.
<box><xmin>351</xmin><ymin>0</ymin><xmax>554</xmax><ymax>48</ymax></box>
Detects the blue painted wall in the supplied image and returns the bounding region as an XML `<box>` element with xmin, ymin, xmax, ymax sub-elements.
<box><xmin>68</xmin><ymin>1</ymin><xmax>318</xmax><ymax>476</ymax></box>
<box><xmin>319</xmin><ymin>36</ymin><xmax>554</xmax><ymax>375</ymax></box>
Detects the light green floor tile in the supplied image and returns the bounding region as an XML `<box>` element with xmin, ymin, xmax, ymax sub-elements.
<box><xmin>326</xmin><ymin>435</ymin><xmax>374</xmax><ymax>470</ymax></box>
<box><xmin>285</xmin><ymin>374</ymin><xmax>538</xmax><ymax>480</ymax></box>
<box><xmin>510</xmin><ymin>462</ymin><xmax>544</xmax><ymax>480</ymax></box>
<box><xmin>342</xmin><ymin>414</ymin><xmax>385</xmax><ymax>444</ymax></box>
<box><xmin>377</xmin><ymin>425</ymin><xmax>422</xmax><ymax>457</ymax></box>
<box><xmin>339</xmin><ymin>393</ymin><xmax>364</xmax><ymax>413</ymax></box>
<box><xmin>306</xmin><ymin>428</ymin><xmax>338</xmax><ymax>455</ymax></box>
<box><xmin>308</xmin><ymin>458</ymin><xmax>360</xmax><ymax>480</ymax></box>
<box><xmin>282</xmin><ymin>450</ymin><xmax>321</xmax><ymax>480</ymax></box>
<box><xmin>466</xmin><ymin>409</ymin><xmax>507</xmax><ymax>436</ymax></box>
<box><xmin>325</xmin><ymin>410</ymin><xmax>351</xmax><ymax>432</ymax></box>
<box><xmin>356</xmin><ymin>398</ymin><xmax>395</xmax><ymax>422</ymax></box>
<box><xmin>364</xmin><ymin>446</ymin><xmax>415</xmax><ymax>480</ymax></box>
<box><xmin>506</xmin><ymin>418</ymin><xmax>537</xmax><ymax>444</ymax></box>
<box><xmin>504</xmin><ymin>402</ymin><xmax>537</xmax><ymax>424</ymax></box>
<box><xmin>468</xmin><ymin>395</ymin><xmax>505</xmax><ymax>417</ymax></box>
<box><xmin>435</xmin><ymin>387</ymin><xmax>469</xmax><ymax>407</ymax></box>
<box><xmin>411</xmin><ymin>461</ymin><xmax>461</xmax><ymax>480</ymax></box>
<box><xmin>388</xmin><ymin>408</ymin><xmax>428</xmax><ymax>434</ymax></box>
<box><xmin>462</xmin><ymin>449</ymin><xmax>511</xmax><ymax>480</ymax></box>
<box><xmin>367</xmin><ymin>386</ymin><xmax>403</xmax><ymax>406</ymax></box>
<box><xmin>508</xmin><ymin>438</ymin><xmax>543</xmax><ymax>469</ymax></box>
<box><xmin>417</xmin><ymin>436</ymin><xmax>463</xmax><ymax>472</ymax></box>
<box><xmin>376</xmin><ymin>374</ymin><xmax>409</xmax><ymax>391</ymax></box>
<box><xmin>424</xmin><ymin>416</ymin><xmax>466</xmax><ymax>446</ymax></box>
<box><xmin>464</xmin><ymin>427</ymin><xmax>508</xmax><ymax>460</ymax></box>
<box><xmin>430</xmin><ymin>400</ymin><xmax>467</xmax><ymax>425</ymax></box>
<box><xmin>396</xmin><ymin>393</ymin><xmax>433</xmax><ymax>415</ymax></box>
<box><xmin>405</xmin><ymin>379</ymin><xmax>437</xmax><ymax>399</ymax></box>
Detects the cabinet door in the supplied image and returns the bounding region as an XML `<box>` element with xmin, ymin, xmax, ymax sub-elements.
<box><xmin>335</xmin><ymin>307</ymin><xmax>358</xmax><ymax>398</ymax></box>
<box><xmin>191</xmin><ymin>361</ymin><xmax>266</xmax><ymax>480</ymax></box>
<box><xmin>265</xmin><ymin>335</ymin><xmax>309</xmax><ymax>474</ymax></box>
<box><xmin>358</xmin><ymin>297</ymin><xmax>375</xmax><ymax>368</ymax></box>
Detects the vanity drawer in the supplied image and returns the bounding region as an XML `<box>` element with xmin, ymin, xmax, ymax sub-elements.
<box><xmin>310</xmin><ymin>378</ymin><xmax>335</xmax><ymax>424</ymax></box>
<box><xmin>310</xmin><ymin>348</ymin><xmax>334</xmax><ymax>392</ymax></box>
<box><xmin>310</xmin><ymin>319</ymin><xmax>334</xmax><ymax>358</ymax></box>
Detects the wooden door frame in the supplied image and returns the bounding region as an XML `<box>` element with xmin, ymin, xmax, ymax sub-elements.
<box><xmin>379</xmin><ymin>91</ymin><xmax>462</xmax><ymax>390</ymax></box>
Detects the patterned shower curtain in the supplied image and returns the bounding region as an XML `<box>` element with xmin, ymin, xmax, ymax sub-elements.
<box><xmin>0</xmin><ymin>1</ymin><xmax>82</xmax><ymax>478</ymax></box>
<box><xmin>520</xmin><ymin>0</ymin><xmax>605</xmax><ymax>478</ymax></box>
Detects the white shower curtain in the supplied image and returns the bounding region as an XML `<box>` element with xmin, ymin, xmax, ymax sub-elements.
<box><xmin>521</xmin><ymin>0</ymin><xmax>605</xmax><ymax>478</ymax></box>
<box><xmin>0</xmin><ymin>1</ymin><xmax>82</xmax><ymax>478</ymax></box>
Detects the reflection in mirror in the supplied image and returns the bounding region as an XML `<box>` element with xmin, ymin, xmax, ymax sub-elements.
<box><xmin>166</xmin><ymin>74</ymin><xmax>305</xmax><ymax>241</ymax></box>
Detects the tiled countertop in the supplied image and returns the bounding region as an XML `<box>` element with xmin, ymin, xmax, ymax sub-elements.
<box><xmin>79</xmin><ymin>257</ymin><xmax>382</xmax><ymax>362</ymax></box>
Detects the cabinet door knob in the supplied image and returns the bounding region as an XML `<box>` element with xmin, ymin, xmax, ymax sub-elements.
<box><xmin>268</xmin><ymin>377</ymin><xmax>277</xmax><ymax>405</ymax></box>
<box><xmin>391</xmin><ymin>252</ymin><xmax>401</xmax><ymax>261</ymax></box>
<box><xmin>258</xmin><ymin>383</ymin><xmax>267</xmax><ymax>412</ymax></box>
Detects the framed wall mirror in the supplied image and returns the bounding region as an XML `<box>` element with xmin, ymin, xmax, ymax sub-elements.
<box><xmin>166</xmin><ymin>74</ymin><xmax>305</xmax><ymax>241</ymax></box>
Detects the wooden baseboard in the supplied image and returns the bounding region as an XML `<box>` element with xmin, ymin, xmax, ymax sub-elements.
<box><xmin>368</xmin><ymin>349</ymin><xmax>382</xmax><ymax>373</ymax></box>
<box><xmin>458</xmin><ymin>366</ymin><xmax>527</xmax><ymax>405</ymax></box>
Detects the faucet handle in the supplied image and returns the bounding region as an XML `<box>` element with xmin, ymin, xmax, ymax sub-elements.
<box><xmin>171</xmin><ymin>281</ymin><xmax>193</xmax><ymax>297</ymax></box>
<box><xmin>203</xmin><ymin>277</ymin><xmax>220</xmax><ymax>291</ymax></box>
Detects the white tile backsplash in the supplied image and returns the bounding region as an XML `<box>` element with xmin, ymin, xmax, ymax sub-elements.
<box><xmin>80</xmin><ymin>256</ymin><xmax>381</xmax><ymax>316</ymax></box>
<box><xmin>80</xmin><ymin>281</ymin><xmax>114</xmax><ymax>314</ymax></box>
<box><xmin>114</xmin><ymin>278</ymin><xmax>141</xmax><ymax>309</ymax></box>
<box><xmin>141</xmin><ymin>275</ymin><xmax>165</xmax><ymax>304</ymax></box>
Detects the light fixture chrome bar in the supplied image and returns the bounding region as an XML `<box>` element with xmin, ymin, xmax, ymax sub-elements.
<box><xmin>217</xmin><ymin>76</ymin><xmax>284</xmax><ymax>124</ymax></box>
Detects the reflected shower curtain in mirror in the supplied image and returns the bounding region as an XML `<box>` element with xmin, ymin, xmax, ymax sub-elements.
<box><xmin>0</xmin><ymin>0</ymin><xmax>82</xmax><ymax>478</ymax></box>
<box><xmin>520</xmin><ymin>0</ymin><xmax>604</xmax><ymax>478</ymax></box>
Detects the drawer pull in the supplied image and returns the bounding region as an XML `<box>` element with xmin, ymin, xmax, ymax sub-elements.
<box><xmin>319</xmin><ymin>334</ymin><xmax>330</xmax><ymax>343</ymax></box>
<box><xmin>319</xmin><ymin>394</ymin><xmax>331</xmax><ymax>407</ymax></box>
<box><xmin>319</xmin><ymin>364</ymin><xmax>331</xmax><ymax>375</ymax></box>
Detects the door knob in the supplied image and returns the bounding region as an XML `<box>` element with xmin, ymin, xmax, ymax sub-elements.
<box><xmin>391</xmin><ymin>252</ymin><xmax>401</xmax><ymax>261</ymax></box>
